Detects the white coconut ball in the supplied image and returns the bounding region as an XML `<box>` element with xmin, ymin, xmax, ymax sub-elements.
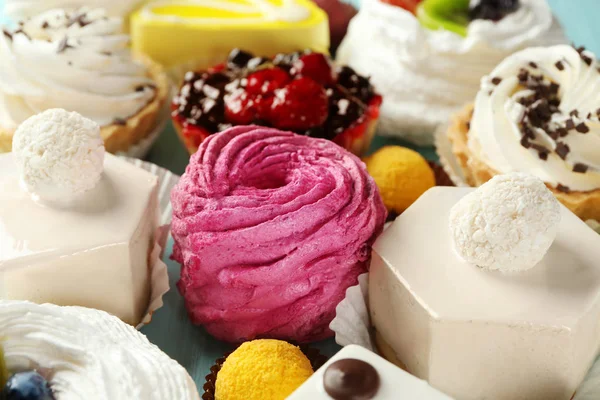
<box><xmin>449</xmin><ymin>173</ymin><xmax>561</xmax><ymax>273</ymax></box>
<box><xmin>12</xmin><ymin>109</ymin><xmax>105</xmax><ymax>203</ymax></box>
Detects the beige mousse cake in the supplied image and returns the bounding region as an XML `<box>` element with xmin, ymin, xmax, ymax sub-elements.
<box><xmin>369</xmin><ymin>175</ymin><xmax>600</xmax><ymax>400</ymax></box>
<box><xmin>0</xmin><ymin>109</ymin><xmax>159</xmax><ymax>326</ymax></box>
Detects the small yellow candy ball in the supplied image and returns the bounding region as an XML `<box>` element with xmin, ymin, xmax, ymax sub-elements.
<box><xmin>215</xmin><ymin>339</ymin><xmax>313</xmax><ymax>400</ymax></box>
<box><xmin>364</xmin><ymin>146</ymin><xmax>436</xmax><ymax>214</ymax></box>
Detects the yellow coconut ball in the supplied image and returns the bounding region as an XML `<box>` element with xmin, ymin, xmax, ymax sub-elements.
<box><xmin>364</xmin><ymin>146</ymin><xmax>435</xmax><ymax>214</ymax></box>
<box><xmin>215</xmin><ymin>339</ymin><xmax>313</xmax><ymax>400</ymax></box>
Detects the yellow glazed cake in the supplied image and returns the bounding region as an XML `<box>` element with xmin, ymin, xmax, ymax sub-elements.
<box><xmin>131</xmin><ymin>0</ymin><xmax>330</xmax><ymax>72</ymax></box>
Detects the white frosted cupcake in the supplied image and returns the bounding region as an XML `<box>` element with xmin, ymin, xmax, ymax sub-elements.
<box><xmin>0</xmin><ymin>301</ymin><xmax>199</xmax><ymax>399</ymax></box>
<box><xmin>2</xmin><ymin>0</ymin><xmax>143</xmax><ymax>20</ymax></box>
<box><xmin>0</xmin><ymin>7</ymin><xmax>169</xmax><ymax>154</ymax></box>
<box><xmin>337</xmin><ymin>0</ymin><xmax>566</xmax><ymax>145</ymax></box>
<box><xmin>447</xmin><ymin>44</ymin><xmax>600</xmax><ymax>222</ymax></box>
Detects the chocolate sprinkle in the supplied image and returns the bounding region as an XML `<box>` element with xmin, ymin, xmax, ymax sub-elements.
<box><xmin>570</xmin><ymin>110</ymin><xmax>579</xmax><ymax>118</ymax></box>
<box><xmin>557</xmin><ymin>184</ymin><xmax>570</xmax><ymax>193</ymax></box>
<box><xmin>529</xmin><ymin>62</ymin><xmax>538</xmax><ymax>68</ymax></box>
<box><xmin>491</xmin><ymin>77</ymin><xmax>502</xmax><ymax>85</ymax></box>
<box><xmin>56</xmin><ymin>36</ymin><xmax>72</xmax><ymax>53</ymax></box>
<box><xmin>556</xmin><ymin>127</ymin><xmax>568</xmax><ymax>137</ymax></box>
<box><xmin>2</xmin><ymin>29</ymin><xmax>12</xmax><ymax>40</ymax></box>
<box><xmin>518</xmin><ymin>68</ymin><xmax>529</xmax><ymax>83</ymax></box>
<box><xmin>113</xmin><ymin>118</ymin><xmax>127</xmax><ymax>126</ymax></box>
<box><xmin>531</xmin><ymin>143</ymin><xmax>549</xmax><ymax>160</ymax></box>
<box><xmin>573</xmin><ymin>163</ymin><xmax>589</xmax><ymax>173</ymax></box>
<box><xmin>520</xmin><ymin>136</ymin><xmax>532</xmax><ymax>149</ymax></box>
<box><xmin>13</xmin><ymin>28</ymin><xmax>30</xmax><ymax>40</ymax></box>
<box><xmin>68</xmin><ymin>11</ymin><xmax>91</xmax><ymax>28</ymax></box>
<box><xmin>565</xmin><ymin>119</ymin><xmax>575</xmax><ymax>130</ymax></box>
<box><xmin>582</xmin><ymin>54</ymin><xmax>593</xmax><ymax>66</ymax></box>
<box><xmin>575</xmin><ymin>122</ymin><xmax>590</xmax><ymax>133</ymax></box>
<box><xmin>555</xmin><ymin>61</ymin><xmax>565</xmax><ymax>71</ymax></box>
<box><xmin>555</xmin><ymin>143</ymin><xmax>570</xmax><ymax>160</ymax></box>
<box><xmin>42</xmin><ymin>21</ymin><xmax>49</xmax><ymax>29</ymax></box>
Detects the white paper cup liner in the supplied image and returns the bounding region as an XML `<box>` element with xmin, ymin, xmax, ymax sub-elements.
<box><xmin>587</xmin><ymin>220</ymin><xmax>600</xmax><ymax>234</ymax></box>
<box><xmin>433</xmin><ymin>124</ymin><xmax>469</xmax><ymax>187</ymax></box>
<box><xmin>329</xmin><ymin>273</ymin><xmax>374</xmax><ymax>351</ymax></box>
<box><xmin>120</xmin><ymin>157</ymin><xmax>181</xmax><ymax>328</ymax></box>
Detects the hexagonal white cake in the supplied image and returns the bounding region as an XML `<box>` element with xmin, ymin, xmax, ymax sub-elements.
<box><xmin>370</xmin><ymin>185</ymin><xmax>600</xmax><ymax>400</ymax></box>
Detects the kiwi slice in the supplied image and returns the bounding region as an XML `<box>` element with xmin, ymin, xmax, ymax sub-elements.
<box><xmin>417</xmin><ymin>0</ymin><xmax>470</xmax><ymax>37</ymax></box>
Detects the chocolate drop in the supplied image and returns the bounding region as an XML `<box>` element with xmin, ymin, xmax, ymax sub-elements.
<box><xmin>323</xmin><ymin>359</ymin><xmax>380</xmax><ymax>400</ymax></box>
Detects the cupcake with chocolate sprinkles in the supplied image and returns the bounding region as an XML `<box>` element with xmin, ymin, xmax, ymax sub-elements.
<box><xmin>447</xmin><ymin>44</ymin><xmax>600</xmax><ymax>221</ymax></box>
<box><xmin>0</xmin><ymin>7</ymin><xmax>169</xmax><ymax>154</ymax></box>
<box><xmin>202</xmin><ymin>339</ymin><xmax>327</xmax><ymax>400</ymax></box>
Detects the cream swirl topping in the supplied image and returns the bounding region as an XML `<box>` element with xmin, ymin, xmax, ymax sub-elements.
<box><xmin>469</xmin><ymin>45</ymin><xmax>600</xmax><ymax>192</ymax></box>
<box><xmin>3</xmin><ymin>0</ymin><xmax>143</xmax><ymax>19</ymax></box>
<box><xmin>0</xmin><ymin>301</ymin><xmax>199</xmax><ymax>400</ymax></box>
<box><xmin>0</xmin><ymin>8</ymin><xmax>156</xmax><ymax>131</ymax></box>
<box><xmin>336</xmin><ymin>0</ymin><xmax>565</xmax><ymax>144</ymax></box>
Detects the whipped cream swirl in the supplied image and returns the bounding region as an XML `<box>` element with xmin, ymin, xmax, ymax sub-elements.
<box><xmin>0</xmin><ymin>8</ymin><xmax>156</xmax><ymax>132</ymax></box>
<box><xmin>469</xmin><ymin>45</ymin><xmax>600</xmax><ymax>192</ymax></box>
<box><xmin>0</xmin><ymin>301</ymin><xmax>199</xmax><ymax>400</ymax></box>
<box><xmin>171</xmin><ymin>126</ymin><xmax>386</xmax><ymax>343</ymax></box>
<box><xmin>337</xmin><ymin>0</ymin><xmax>566</xmax><ymax>145</ymax></box>
<box><xmin>3</xmin><ymin>0</ymin><xmax>143</xmax><ymax>19</ymax></box>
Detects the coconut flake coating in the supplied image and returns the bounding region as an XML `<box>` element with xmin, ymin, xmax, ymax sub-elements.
<box><xmin>12</xmin><ymin>109</ymin><xmax>105</xmax><ymax>203</ymax></box>
<box><xmin>171</xmin><ymin>126</ymin><xmax>387</xmax><ymax>343</ymax></box>
<box><xmin>449</xmin><ymin>173</ymin><xmax>561</xmax><ymax>272</ymax></box>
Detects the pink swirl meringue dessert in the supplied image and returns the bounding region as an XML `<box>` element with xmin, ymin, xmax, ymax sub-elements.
<box><xmin>171</xmin><ymin>125</ymin><xmax>386</xmax><ymax>343</ymax></box>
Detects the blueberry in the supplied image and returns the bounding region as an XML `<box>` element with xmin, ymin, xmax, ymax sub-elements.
<box><xmin>227</xmin><ymin>49</ymin><xmax>254</xmax><ymax>70</ymax></box>
<box><xmin>469</xmin><ymin>0</ymin><xmax>520</xmax><ymax>21</ymax></box>
<box><xmin>1</xmin><ymin>371</ymin><xmax>55</xmax><ymax>400</ymax></box>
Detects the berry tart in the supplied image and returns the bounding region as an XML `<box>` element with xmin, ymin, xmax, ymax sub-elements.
<box><xmin>171</xmin><ymin>49</ymin><xmax>382</xmax><ymax>156</ymax></box>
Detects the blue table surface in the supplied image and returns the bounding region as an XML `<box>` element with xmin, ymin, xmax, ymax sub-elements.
<box><xmin>1</xmin><ymin>0</ymin><xmax>600</xmax><ymax>397</ymax></box>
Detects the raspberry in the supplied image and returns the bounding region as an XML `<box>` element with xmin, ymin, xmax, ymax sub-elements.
<box><xmin>246</xmin><ymin>67</ymin><xmax>291</xmax><ymax>96</ymax></box>
<box><xmin>291</xmin><ymin>53</ymin><xmax>334</xmax><ymax>85</ymax></box>
<box><xmin>269</xmin><ymin>77</ymin><xmax>329</xmax><ymax>130</ymax></box>
<box><xmin>380</xmin><ymin>0</ymin><xmax>423</xmax><ymax>14</ymax></box>
<box><xmin>254</xmin><ymin>95</ymin><xmax>275</xmax><ymax>121</ymax></box>
<box><xmin>224</xmin><ymin>90</ymin><xmax>257</xmax><ymax>125</ymax></box>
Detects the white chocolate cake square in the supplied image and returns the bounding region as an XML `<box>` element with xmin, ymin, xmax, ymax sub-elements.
<box><xmin>0</xmin><ymin>153</ymin><xmax>158</xmax><ymax>325</ymax></box>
